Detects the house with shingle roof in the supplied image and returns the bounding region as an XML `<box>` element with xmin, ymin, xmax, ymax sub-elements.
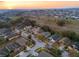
<box><xmin>48</xmin><ymin>34</ymin><xmax>62</xmax><ymax>43</ymax></box>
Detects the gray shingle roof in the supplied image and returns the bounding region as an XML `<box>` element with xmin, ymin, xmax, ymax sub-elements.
<box><xmin>49</xmin><ymin>34</ymin><xmax>61</xmax><ymax>41</ymax></box>
<box><xmin>6</xmin><ymin>42</ymin><xmax>21</xmax><ymax>51</ymax></box>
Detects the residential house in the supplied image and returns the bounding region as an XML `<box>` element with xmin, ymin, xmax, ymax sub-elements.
<box><xmin>23</xmin><ymin>26</ymin><xmax>32</xmax><ymax>32</ymax></box>
<box><xmin>0</xmin><ymin>35</ymin><xmax>7</xmax><ymax>40</ymax></box>
<box><xmin>37</xmin><ymin>51</ymin><xmax>53</xmax><ymax>57</ymax></box>
<box><xmin>59</xmin><ymin>37</ymin><xmax>72</xmax><ymax>46</ymax></box>
<box><xmin>31</xmin><ymin>27</ymin><xmax>41</xmax><ymax>34</ymax></box>
<box><xmin>21</xmin><ymin>31</ymin><xmax>31</xmax><ymax>39</ymax></box>
<box><xmin>48</xmin><ymin>34</ymin><xmax>62</xmax><ymax>43</ymax></box>
<box><xmin>0</xmin><ymin>47</ymin><xmax>10</xmax><ymax>57</ymax></box>
<box><xmin>58</xmin><ymin>45</ymin><xmax>65</xmax><ymax>51</ymax></box>
<box><xmin>16</xmin><ymin>37</ymin><xmax>27</xmax><ymax>47</ymax></box>
<box><xmin>0</xmin><ymin>28</ymin><xmax>20</xmax><ymax>41</ymax></box>
<box><xmin>57</xmin><ymin>37</ymin><xmax>72</xmax><ymax>51</ymax></box>
<box><xmin>67</xmin><ymin>46</ymin><xmax>78</xmax><ymax>56</ymax></box>
<box><xmin>6</xmin><ymin>33</ymin><xmax>20</xmax><ymax>41</ymax></box>
<box><xmin>0</xmin><ymin>28</ymin><xmax>12</xmax><ymax>37</ymax></box>
<box><xmin>14</xmin><ymin>28</ymin><xmax>21</xmax><ymax>35</ymax></box>
<box><xmin>73</xmin><ymin>42</ymin><xmax>79</xmax><ymax>51</ymax></box>
<box><xmin>61</xmin><ymin>51</ymin><xmax>69</xmax><ymax>57</ymax></box>
<box><xmin>41</xmin><ymin>32</ymin><xmax>51</xmax><ymax>38</ymax></box>
<box><xmin>6</xmin><ymin>42</ymin><xmax>21</xmax><ymax>53</ymax></box>
<box><xmin>0</xmin><ymin>28</ymin><xmax>10</xmax><ymax>35</ymax></box>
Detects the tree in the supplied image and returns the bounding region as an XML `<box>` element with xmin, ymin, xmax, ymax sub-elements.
<box><xmin>0</xmin><ymin>36</ymin><xmax>6</xmax><ymax>45</ymax></box>
<box><xmin>23</xmin><ymin>19</ymin><xmax>36</xmax><ymax>27</ymax></box>
<box><xmin>37</xmin><ymin>34</ymin><xmax>45</xmax><ymax>41</ymax></box>
<box><xmin>41</xmin><ymin>25</ymin><xmax>51</xmax><ymax>32</ymax></box>
<box><xmin>56</xmin><ymin>20</ymin><xmax>65</xmax><ymax>26</ymax></box>
<box><xmin>75</xmin><ymin>52</ymin><xmax>79</xmax><ymax>57</ymax></box>
<box><xmin>26</xmin><ymin>39</ymin><xmax>35</xmax><ymax>47</ymax></box>
<box><xmin>61</xmin><ymin>31</ymin><xmax>79</xmax><ymax>42</ymax></box>
<box><xmin>36</xmin><ymin>34</ymin><xmax>48</xmax><ymax>43</ymax></box>
<box><xmin>48</xmin><ymin>46</ymin><xmax>62</xmax><ymax>57</ymax></box>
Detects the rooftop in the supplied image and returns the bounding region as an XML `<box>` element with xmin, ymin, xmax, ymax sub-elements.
<box><xmin>49</xmin><ymin>34</ymin><xmax>61</xmax><ymax>41</ymax></box>
<box><xmin>6</xmin><ymin>42</ymin><xmax>21</xmax><ymax>51</ymax></box>
<box><xmin>38</xmin><ymin>51</ymin><xmax>53</xmax><ymax>57</ymax></box>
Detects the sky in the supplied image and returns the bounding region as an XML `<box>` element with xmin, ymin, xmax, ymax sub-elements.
<box><xmin>0</xmin><ymin>1</ymin><xmax>79</xmax><ymax>9</ymax></box>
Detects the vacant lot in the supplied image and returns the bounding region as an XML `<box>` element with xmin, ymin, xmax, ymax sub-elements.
<box><xmin>30</xmin><ymin>16</ymin><xmax>79</xmax><ymax>34</ymax></box>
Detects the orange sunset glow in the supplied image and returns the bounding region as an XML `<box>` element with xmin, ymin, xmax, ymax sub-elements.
<box><xmin>0</xmin><ymin>1</ymin><xmax>79</xmax><ymax>9</ymax></box>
